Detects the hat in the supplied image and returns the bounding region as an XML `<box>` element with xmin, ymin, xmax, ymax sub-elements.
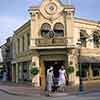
<box><xmin>50</xmin><ymin>66</ymin><xmax>53</xmax><ymax>70</ymax></box>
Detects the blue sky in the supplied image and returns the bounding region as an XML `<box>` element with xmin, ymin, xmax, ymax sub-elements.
<box><xmin>0</xmin><ymin>0</ymin><xmax>100</xmax><ymax>45</ymax></box>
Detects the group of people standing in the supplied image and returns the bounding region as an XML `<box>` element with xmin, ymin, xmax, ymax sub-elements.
<box><xmin>46</xmin><ymin>65</ymin><xmax>67</xmax><ymax>96</ymax></box>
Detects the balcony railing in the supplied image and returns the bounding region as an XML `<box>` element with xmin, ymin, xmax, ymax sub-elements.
<box><xmin>31</xmin><ymin>37</ymin><xmax>74</xmax><ymax>47</ymax></box>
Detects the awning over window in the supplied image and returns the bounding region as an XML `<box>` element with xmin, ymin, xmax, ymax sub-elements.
<box><xmin>80</xmin><ymin>56</ymin><xmax>100</xmax><ymax>63</ymax></box>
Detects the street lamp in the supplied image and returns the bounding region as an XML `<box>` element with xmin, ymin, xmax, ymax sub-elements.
<box><xmin>77</xmin><ymin>40</ymin><xmax>84</xmax><ymax>92</ymax></box>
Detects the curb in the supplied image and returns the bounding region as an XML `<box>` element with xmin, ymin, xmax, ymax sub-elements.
<box><xmin>0</xmin><ymin>89</ymin><xmax>31</xmax><ymax>96</ymax></box>
<box><xmin>0</xmin><ymin>88</ymin><xmax>100</xmax><ymax>97</ymax></box>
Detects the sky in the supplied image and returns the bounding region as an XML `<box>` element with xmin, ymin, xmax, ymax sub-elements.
<box><xmin>0</xmin><ymin>0</ymin><xmax>100</xmax><ymax>45</ymax></box>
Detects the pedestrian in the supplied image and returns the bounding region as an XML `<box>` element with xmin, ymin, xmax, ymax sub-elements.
<box><xmin>46</xmin><ymin>66</ymin><xmax>54</xmax><ymax>96</ymax></box>
<box><xmin>2</xmin><ymin>70</ymin><xmax>7</xmax><ymax>82</ymax></box>
<box><xmin>23</xmin><ymin>70</ymin><xmax>28</xmax><ymax>81</ymax></box>
<box><xmin>58</xmin><ymin>66</ymin><xmax>67</xmax><ymax>92</ymax></box>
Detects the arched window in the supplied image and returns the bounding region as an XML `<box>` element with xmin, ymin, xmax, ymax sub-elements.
<box><xmin>80</xmin><ymin>29</ymin><xmax>88</xmax><ymax>47</ymax></box>
<box><xmin>53</xmin><ymin>23</ymin><xmax>64</xmax><ymax>37</ymax></box>
<box><xmin>93</xmin><ymin>30</ymin><xmax>100</xmax><ymax>48</ymax></box>
<box><xmin>41</xmin><ymin>23</ymin><xmax>51</xmax><ymax>37</ymax></box>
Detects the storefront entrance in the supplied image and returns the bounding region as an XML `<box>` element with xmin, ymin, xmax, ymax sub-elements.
<box><xmin>44</xmin><ymin>61</ymin><xmax>64</xmax><ymax>78</ymax></box>
<box><xmin>44</xmin><ymin>60</ymin><xmax>64</xmax><ymax>90</ymax></box>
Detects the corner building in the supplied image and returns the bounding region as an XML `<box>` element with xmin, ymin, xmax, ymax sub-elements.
<box><xmin>12</xmin><ymin>0</ymin><xmax>100</xmax><ymax>89</ymax></box>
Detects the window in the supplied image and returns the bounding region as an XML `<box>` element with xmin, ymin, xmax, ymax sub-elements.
<box><xmin>13</xmin><ymin>42</ymin><xmax>16</xmax><ymax>58</ymax></box>
<box><xmin>93</xmin><ymin>31</ymin><xmax>100</xmax><ymax>48</ymax></box>
<box><xmin>41</xmin><ymin>23</ymin><xmax>51</xmax><ymax>37</ymax></box>
<box><xmin>22</xmin><ymin>36</ymin><xmax>24</xmax><ymax>51</ymax></box>
<box><xmin>92</xmin><ymin>64</ymin><xmax>100</xmax><ymax>77</ymax></box>
<box><xmin>27</xmin><ymin>33</ymin><xmax>30</xmax><ymax>49</ymax></box>
<box><xmin>80</xmin><ymin>29</ymin><xmax>87</xmax><ymax>47</ymax></box>
<box><xmin>53</xmin><ymin>23</ymin><xmax>64</xmax><ymax>37</ymax></box>
<box><xmin>17</xmin><ymin>38</ymin><xmax>20</xmax><ymax>53</ymax></box>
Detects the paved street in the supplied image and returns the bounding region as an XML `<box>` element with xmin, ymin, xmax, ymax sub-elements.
<box><xmin>0</xmin><ymin>91</ymin><xmax>100</xmax><ymax>100</ymax></box>
<box><xmin>0</xmin><ymin>81</ymin><xmax>100</xmax><ymax>100</ymax></box>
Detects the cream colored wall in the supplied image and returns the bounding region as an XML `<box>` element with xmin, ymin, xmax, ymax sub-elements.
<box><xmin>13</xmin><ymin>24</ymin><xmax>30</xmax><ymax>56</ymax></box>
<box><xmin>11</xmin><ymin>0</ymin><xmax>100</xmax><ymax>87</ymax></box>
<box><xmin>32</xmin><ymin>55</ymin><xmax>40</xmax><ymax>87</ymax></box>
<box><xmin>30</xmin><ymin>8</ymin><xmax>75</xmax><ymax>48</ymax></box>
<box><xmin>74</xmin><ymin>18</ymin><xmax>100</xmax><ymax>48</ymax></box>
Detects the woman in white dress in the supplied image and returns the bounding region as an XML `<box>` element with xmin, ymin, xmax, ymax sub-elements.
<box><xmin>2</xmin><ymin>70</ymin><xmax>7</xmax><ymax>82</ymax></box>
<box><xmin>59</xmin><ymin>66</ymin><xmax>67</xmax><ymax>92</ymax></box>
<box><xmin>47</xmin><ymin>66</ymin><xmax>54</xmax><ymax>96</ymax></box>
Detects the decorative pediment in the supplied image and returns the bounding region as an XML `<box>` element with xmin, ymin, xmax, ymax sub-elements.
<box><xmin>40</xmin><ymin>0</ymin><xmax>63</xmax><ymax>20</ymax></box>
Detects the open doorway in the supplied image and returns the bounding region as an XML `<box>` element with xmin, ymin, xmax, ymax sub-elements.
<box><xmin>44</xmin><ymin>61</ymin><xmax>64</xmax><ymax>78</ymax></box>
<box><xmin>44</xmin><ymin>60</ymin><xmax>64</xmax><ymax>91</ymax></box>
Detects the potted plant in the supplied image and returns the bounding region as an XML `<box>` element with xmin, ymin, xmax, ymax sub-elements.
<box><xmin>66</xmin><ymin>66</ymin><xmax>74</xmax><ymax>74</ymax></box>
<box><xmin>30</xmin><ymin>67</ymin><xmax>39</xmax><ymax>87</ymax></box>
<box><xmin>30</xmin><ymin>67</ymin><xmax>39</xmax><ymax>76</ymax></box>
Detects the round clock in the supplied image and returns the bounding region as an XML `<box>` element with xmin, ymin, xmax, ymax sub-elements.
<box><xmin>45</xmin><ymin>3</ymin><xmax>57</xmax><ymax>15</ymax></box>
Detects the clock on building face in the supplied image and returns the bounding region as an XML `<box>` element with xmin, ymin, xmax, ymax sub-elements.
<box><xmin>45</xmin><ymin>3</ymin><xmax>57</xmax><ymax>15</ymax></box>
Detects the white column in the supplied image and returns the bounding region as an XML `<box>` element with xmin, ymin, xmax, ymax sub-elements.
<box><xmin>68</xmin><ymin>49</ymin><xmax>79</xmax><ymax>85</ymax></box>
<box><xmin>30</xmin><ymin>11</ymin><xmax>39</xmax><ymax>48</ymax></box>
<box><xmin>32</xmin><ymin>56</ymin><xmax>40</xmax><ymax>87</ymax></box>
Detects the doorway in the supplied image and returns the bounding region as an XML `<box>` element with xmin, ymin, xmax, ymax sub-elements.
<box><xmin>44</xmin><ymin>61</ymin><xmax>64</xmax><ymax>78</ymax></box>
<box><xmin>44</xmin><ymin>60</ymin><xmax>64</xmax><ymax>90</ymax></box>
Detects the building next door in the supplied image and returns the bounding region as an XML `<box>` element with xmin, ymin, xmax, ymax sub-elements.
<box><xmin>44</xmin><ymin>60</ymin><xmax>65</xmax><ymax>90</ymax></box>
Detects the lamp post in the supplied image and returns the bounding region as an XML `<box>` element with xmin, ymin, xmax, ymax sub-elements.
<box><xmin>77</xmin><ymin>40</ymin><xmax>84</xmax><ymax>92</ymax></box>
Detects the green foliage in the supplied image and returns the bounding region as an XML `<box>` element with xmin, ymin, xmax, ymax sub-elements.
<box><xmin>66</xmin><ymin>66</ymin><xmax>74</xmax><ymax>74</ymax></box>
<box><xmin>30</xmin><ymin>67</ymin><xmax>39</xmax><ymax>76</ymax></box>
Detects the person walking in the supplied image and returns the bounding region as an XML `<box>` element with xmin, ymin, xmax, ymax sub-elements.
<box><xmin>2</xmin><ymin>70</ymin><xmax>7</xmax><ymax>82</ymax></box>
<box><xmin>58</xmin><ymin>66</ymin><xmax>67</xmax><ymax>92</ymax></box>
<box><xmin>46</xmin><ymin>66</ymin><xmax>54</xmax><ymax>96</ymax></box>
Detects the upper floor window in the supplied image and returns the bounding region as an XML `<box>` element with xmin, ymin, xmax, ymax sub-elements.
<box><xmin>27</xmin><ymin>33</ymin><xmax>30</xmax><ymax>49</ymax></box>
<box><xmin>22</xmin><ymin>36</ymin><xmax>24</xmax><ymax>51</ymax></box>
<box><xmin>93</xmin><ymin>30</ymin><xmax>100</xmax><ymax>48</ymax></box>
<box><xmin>53</xmin><ymin>23</ymin><xmax>64</xmax><ymax>37</ymax></box>
<box><xmin>41</xmin><ymin>23</ymin><xmax>51</xmax><ymax>37</ymax></box>
<box><xmin>13</xmin><ymin>42</ymin><xmax>16</xmax><ymax>57</ymax></box>
<box><xmin>80</xmin><ymin>29</ymin><xmax>88</xmax><ymax>47</ymax></box>
<box><xmin>17</xmin><ymin>38</ymin><xmax>20</xmax><ymax>53</ymax></box>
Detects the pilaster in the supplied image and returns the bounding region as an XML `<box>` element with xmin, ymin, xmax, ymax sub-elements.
<box><xmin>88</xmin><ymin>64</ymin><xmax>93</xmax><ymax>80</ymax></box>
<box><xmin>12</xmin><ymin>64</ymin><xmax>16</xmax><ymax>82</ymax></box>
<box><xmin>32</xmin><ymin>55</ymin><xmax>40</xmax><ymax>87</ymax></box>
<box><xmin>16</xmin><ymin>63</ymin><xmax>19</xmax><ymax>83</ymax></box>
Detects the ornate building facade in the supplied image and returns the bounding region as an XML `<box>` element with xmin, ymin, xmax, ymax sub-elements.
<box><xmin>9</xmin><ymin>0</ymin><xmax>100</xmax><ymax>89</ymax></box>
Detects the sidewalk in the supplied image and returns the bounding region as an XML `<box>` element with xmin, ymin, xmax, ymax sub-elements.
<box><xmin>0</xmin><ymin>81</ymin><xmax>77</xmax><ymax>97</ymax></box>
<box><xmin>0</xmin><ymin>81</ymin><xmax>42</xmax><ymax>96</ymax></box>
<box><xmin>0</xmin><ymin>81</ymin><xmax>100</xmax><ymax>97</ymax></box>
